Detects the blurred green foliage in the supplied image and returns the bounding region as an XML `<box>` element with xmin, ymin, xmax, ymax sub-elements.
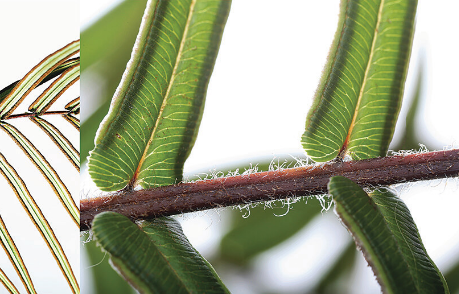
<box><xmin>81</xmin><ymin>1</ymin><xmax>459</xmax><ymax>293</ymax></box>
<box><xmin>81</xmin><ymin>0</ymin><xmax>147</xmax><ymax>162</ymax></box>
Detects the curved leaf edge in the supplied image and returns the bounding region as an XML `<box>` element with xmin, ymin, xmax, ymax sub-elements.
<box><xmin>301</xmin><ymin>0</ymin><xmax>417</xmax><ymax>162</ymax></box>
<box><xmin>92</xmin><ymin>211</ymin><xmax>230</xmax><ymax>294</ymax></box>
<box><xmin>329</xmin><ymin>176</ymin><xmax>448</xmax><ymax>294</ymax></box>
<box><xmin>88</xmin><ymin>0</ymin><xmax>232</xmax><ymax>192</ymax></box>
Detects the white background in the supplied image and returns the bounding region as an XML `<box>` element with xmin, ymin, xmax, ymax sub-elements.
<box><xmin>0</xmin><ymin>1</ymin><xmax>79</xmax><ymax>293</ymax></box>
<box><xmin>81</xmin><ymin>1</ymin><xmax>459</xmax><ymax>293</ymax></box>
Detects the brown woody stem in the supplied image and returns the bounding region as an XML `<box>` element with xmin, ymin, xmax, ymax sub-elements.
<box><xmin>80</xmin><ymin>149</ymin><xmax>459</xmax><ymax>231</ymax></box>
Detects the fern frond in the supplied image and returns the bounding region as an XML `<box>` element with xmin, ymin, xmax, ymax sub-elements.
<box><xmin>0</xmin><ymin>267</ymin><xmax>20</xmax><ymax>294</ymax></box>
<box><xmin>0</xmin><ymin>40</ymin><xmax>80</xmax><ymax>293</ymax></box>
<box><xmin>0</xmin><ymin>216</ymin><xmax>35</xmax><ymax>293</ymax></box>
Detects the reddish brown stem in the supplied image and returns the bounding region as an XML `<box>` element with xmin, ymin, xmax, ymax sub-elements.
<box><xmin>80</xmin><ymin>149</ymin><xmax>459</xmax><ymax>231</ymax></box>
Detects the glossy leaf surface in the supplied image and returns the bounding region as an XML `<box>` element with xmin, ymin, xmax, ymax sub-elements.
<box><xmin>329</xmin><ymin>176</ymin><xmax>448</xmax><ymax>294</ymax></box>
<box><xmin>92</xmin><ymin>212</ymin><xmax>229</xmax><ymax>294</ymax></box>
<box><xmin>88</xmin><ymin>0</ymin><xmax>231</xmax><ymax>191</ymax></box>
<box><xmin>302</xmin><ymin>0</ymin><xmax>417</xmax><ymax>161</ymax></box>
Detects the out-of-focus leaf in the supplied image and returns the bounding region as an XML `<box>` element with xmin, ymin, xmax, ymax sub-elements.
<box><xmin>329</xmin><ymin>176</ymin><xmax>449</xmax><ymax>294</ymax></box>
<box><xmin>391</xmin><ymin>62</ymin><xmax>433</xmax><ymax>152</ymax></box>
<box><xmin>188</xmin><ymin>155</ymin><xmax>320</xmax><ymax>264</ymax></box>
<box><xmin>394</xmin><ymin>65</ymin><xmax>423</xmax><ymax>150</ymax></box>
<box><xmin>88</xmin><ymin>0</ymin><xmax>232</xmax><ymax>191</ymax></box>
<box><xmin>82</xmin><ymin>238</ymin><xmax>135</xmax><ymax>294</ymax></box>
<box><xmin>445</xmin><ymin>259</ymin><xmax>459</xmax><ymax>294</ymax></box>
<box><xmin>81</xmin><ymin>0</ymin><xmax>148</xmax><ymax>73</ymax></box>
<box><xmin>92</xmin><ymin>212</ymin><xmax>230</xmax><ymax>294</ymax></box>
<box><xmin>221</xmin><ymin>197</ymin><xmax>322</xmax><ymax>264</ymax></box>
<box><xmin>314</xmin><ymin>241</ymin><xmax>356</xmax><ymax>294</ymax></box>
<box><xmin>80</xmin><ymin>0</ymin><xmax>147</xmax><ymax>163</ymax></box>
<box><xmin>302</xmin><ymin>0</ymin><xmax>417</xmax><ymax>162</ymax></box>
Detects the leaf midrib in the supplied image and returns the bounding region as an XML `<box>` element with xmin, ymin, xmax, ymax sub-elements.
<box><xmin>132</xmin><ymin>0</ymin><xmax>197</xmax><ymax>186</ymax></box>
<box><xmin>342</xmin><ymin>0</ymin><xmax>385</xmax><ymax>155</ymax></box>
<box><xmin>142</xmin><ymin>222</ymin><xmax>193</xmax><ymax>293</ymax></box>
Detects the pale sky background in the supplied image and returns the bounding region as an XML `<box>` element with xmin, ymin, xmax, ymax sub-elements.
<box><xmin>0</xmin><ymin>1</ymin><xmax>79</xmax><ymax>293</ymax></box>
<box><xmin>80</xmin><ymin>1</ymin><xmax>459</xmax><ymax>293</ymax></box>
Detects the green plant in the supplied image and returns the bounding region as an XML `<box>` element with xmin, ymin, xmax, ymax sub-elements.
<box><xmin>0</xmin><ymin>43</ymin><xmax>80</xmax><ymax>293</ymax></box>
<box><xmin>81</xmin><ymin>0</ymin><xmax>458</xmax><ymax>293</ymax></box>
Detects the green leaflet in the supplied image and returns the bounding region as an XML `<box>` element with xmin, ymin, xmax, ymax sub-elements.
<box><xmin>0</xmin><ymin>122</ymin><xmax>79</xmax><ymax>226</ymax></box>
<box><xmin>314</xmin><ymin>241</ymin><xmax>356</xmax><ymax>294</ymax></box>
<box><xmin>329</xmin><ymin>176</ymin><xmax>449</xmax><ymax>294</ymax></box>
<box><xmin>31</xmin><ymin>117</ymin><xmax>80</xmax><ymax>171</ymax></box>
<box><xmin>0</xmin><ymin>40</ymin><xmax>80</xmax><ymax>293</ymax></box>
<box><xmin>82</xmin><ymin>237</ymin><xmax>135</xmax><ymax>294</ymax></box>
<box><xmin>65</xmin><ymin>97</ymin><xmax>80</xmax><ymax>113</ymax></box>
<box><xmin>0</xmin><ymin>216</ymin><xmax>36</xmax><ymax>294</ymax></box>
<box><xmin>63</xmin><ymin>114</ymin><xmax>80</xmax><ymax>130</ymax></box>
<box><xmin>391</xmin><ymin>63</ymin><xmax>431</xmax><ymax>151</ymax></box>
<box><xmin>92</xmin><ymin>212</ymin><xmax>230</xmax><ymax>294</ymax></box>
<box><xmin>221</xmin><ymin>197</ymin><xmax>322</xmax><ymax>264</ymax></box>
<box><xmin>63</xmin><ymin>98</ymin><xmax>81</xmax><ymax>129</ymax></box>
<box><xmin>0</xmin><ymin>267</ymin><xmax>19</xmax><ymax>294</ymax></box>
<box><xmin>28</xmin><ymin>63</ymin><xmax>80</xmax><ymax>115</ymax></box>
<box><xmin>0</xmin><ymin>57</ymin><xmax>79</xmax><ymax>105</ymax></box>
<box><xmin>0</xmin><ymin>40</ymin><xmax>79</xmax><ymax>119</ymax></box>
<box><xmin>302</xmin><ymin>0</ymin><xmax>417</xmax><ymax>162</ymax></box>
<box><xmin>0</xmin><ymin>153</ymin><xmax>78</xmax><ymax>293</ymax></box>
<box><xmin>81</xmin><ymin>0</ymin><xmax>147</xmax><ymax>165</ymax></box>
<box><xmin>88</xmin><ymin>0</ymin><xmax>231</xmax><ymax>191</ymax></box>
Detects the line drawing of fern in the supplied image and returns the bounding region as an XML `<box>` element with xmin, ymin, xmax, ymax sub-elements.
<box><xmin>0</xmin><ymin>40</ymin><xmax>80</xmax><ymax>293</ymax></box>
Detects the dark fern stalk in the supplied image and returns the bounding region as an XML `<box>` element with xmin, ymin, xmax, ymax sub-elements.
<box><xmin>81</xmin><ymin>149</ymin><xmax>459</xmax><ymax>230</ymax></box>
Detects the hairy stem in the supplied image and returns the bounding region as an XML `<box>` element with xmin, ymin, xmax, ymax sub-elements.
<box><xmin>81</xmin><ymin>149</ymin><xmax>459</xmax><ymax>231</ymax></box>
